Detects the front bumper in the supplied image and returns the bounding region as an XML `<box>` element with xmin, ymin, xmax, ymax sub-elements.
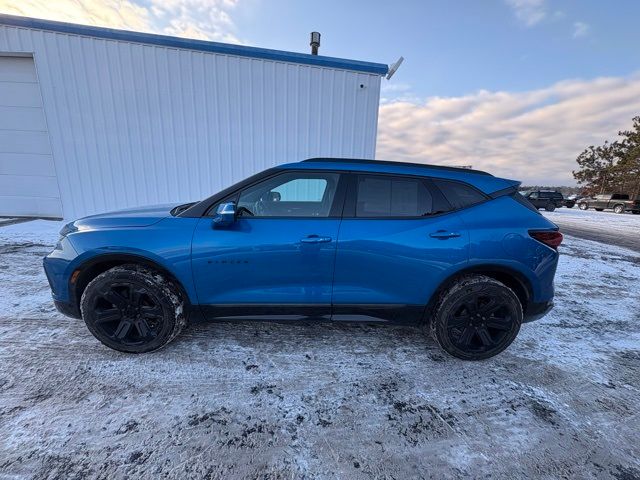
<box><xmin>523</xmin><ymin>300</ymin><xmax>554</xmax><ymax>323</ymax></box>
<box><xmin>53</xmin><ymin>299</ymin><xmax>82</xmax><ymax>319</ymax></box>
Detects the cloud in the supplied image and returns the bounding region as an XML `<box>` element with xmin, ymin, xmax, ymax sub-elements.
<box><xmin>572</xmin><ymin>21</ymin><xmax>590</xmax><ymax>38</ymax></box>
<box><xmin>376</xmin><ymin>74</ymin><xmax>640</xmax><ymax>185</ymax></box>
<box><xmin>380</xmin><ymin>83</ymin><xmax>422</xmax><ymax>104</ymax></box>
<box><xmin>505</xmin><ymin>0</ymin><xmax>547</xmax><ymax>27</ymax></box>
<box><xmin>0</xmin><ymin>0</ymin><xmax>241</xmax><ymax>43</ymax></box>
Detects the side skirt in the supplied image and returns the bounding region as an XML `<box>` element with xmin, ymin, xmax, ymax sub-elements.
<box><xmin>198</xmin><ymin>304</ymin><xmax>424</xmax><ymax>325</ymax></box>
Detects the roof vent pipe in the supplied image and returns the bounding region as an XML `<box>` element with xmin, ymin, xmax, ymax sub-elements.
<box><xmin>310</xmin><ymin>31</ymin><xmax>321</xmax><ymax>55</ymax></box>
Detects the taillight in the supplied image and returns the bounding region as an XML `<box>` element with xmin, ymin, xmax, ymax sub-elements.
<box><xmin>529</xmin><ymin>230</ymin><xmax>563</xmax><ymax>249</ymax></box>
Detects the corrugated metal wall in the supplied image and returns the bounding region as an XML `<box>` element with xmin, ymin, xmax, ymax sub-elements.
<box><xmin>0</xmin><ymin>25</ymin><xmax>382</xmax><ymax>219</ymax></box>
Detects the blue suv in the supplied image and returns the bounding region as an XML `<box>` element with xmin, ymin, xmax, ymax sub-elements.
<box><xmin>43</xmin><ymin>159</ymin><xmax>561</xmax><ymax>360</ymax></box>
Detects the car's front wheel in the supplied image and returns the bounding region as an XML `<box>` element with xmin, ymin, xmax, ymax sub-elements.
<box><xmin>80</xmin><ymin>265</ymin><xmax>187</xmax><ymax>353</ymax></box>
<box><xmin>430</xmin><ymin>275</ymin><xmax>523</xmax><ymax>360</ymax></box>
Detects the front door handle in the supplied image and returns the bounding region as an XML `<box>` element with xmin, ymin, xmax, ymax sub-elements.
<box><xmin>429</xmin><ymin>230</ymin><xmax>461</xmax><ymax>239</ymax></box>
<box><xmin>300</xmin><ymin>235</ymin><xmax>332</xmax><ymax>244</ymax></box>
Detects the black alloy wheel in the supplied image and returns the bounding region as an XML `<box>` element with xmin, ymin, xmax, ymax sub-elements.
<box><xmin>430</xmin><ymin>276</ymin><xmax>522</xmax><ymax>360</ymax></box>
<box><xmin>81</xmin><ymin>265</ymin><xmax>186</xmax><ymax>353</ymax></box>
<box><xmin>92</xmin><ymin>283</ymin><xmax>164</xmax><ymax>346</ymax></box>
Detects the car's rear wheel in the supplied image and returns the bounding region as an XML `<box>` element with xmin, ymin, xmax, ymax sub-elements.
<box><xmin>613</xmin><ymin>204</ymin><xmax>624</xmax><ymax>214</ymax></box>
<box><xmin>430</xmin><ymin>275</ymin><xmax>523</xmax><ymax>360</ymax></box>
<box><xmin>80</xmin><ymin>265</ymin><xmax>187</xmax><ymax>353</ymax></box>
<box><xmin>545</xmin><ymin>202</ymin><xmax>556</xmax><ymax>212</ymax></box>
<box><xmin>578</xmin><ymin>203</ymin><xmax>588</xmax><ymax>210</ymax></box>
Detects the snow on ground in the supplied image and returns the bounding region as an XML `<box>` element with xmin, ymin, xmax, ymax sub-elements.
<box><xmin>542</xmin><ymin>207</ymin><xmax>639</xmax><ymax>253</ymax></box>
<box><xmin>1</xmin><ymin>220</ymin><xmax>639</xmax><ymax>478</ymax></box>
<box><xmin>543</xmin><ymin>206</ymin><xmax>640</xmax><ymax>235</ymax></box>
<box><xmin>0</xmin><ymin>220</ymin><xmax>63</xmax><ymax>319</ymax></box>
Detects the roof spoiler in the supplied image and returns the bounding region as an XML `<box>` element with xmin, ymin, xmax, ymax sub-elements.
<box><xmin>488</xmin><ymin>180</ymin><xmax>521</xmax><ymax>199</ymax></box>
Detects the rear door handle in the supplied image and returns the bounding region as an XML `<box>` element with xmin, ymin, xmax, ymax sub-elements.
<box><xmin>429</xmin><ymin>230</ymin><xmax>461</xmax><ymax>239</ymax></box>
<box><xmin>300</xmin><ymin>235</ymin><xmax>332</xmax><ymax>244</ymax></box>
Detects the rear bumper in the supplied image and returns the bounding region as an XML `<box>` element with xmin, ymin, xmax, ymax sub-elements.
<box><xmin>523</xmin><ymin>300</ymin><xmax>553</xmax><ymax>323</ymax></box>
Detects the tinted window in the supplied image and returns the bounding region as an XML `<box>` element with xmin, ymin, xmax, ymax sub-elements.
<box><xmin>356</xmin><ymin>175</ymin><xmax>435</xmax><ymax>217</ymax></box>
<box><xmin>612</xmin><ymin>194</ymin><xmax>630</xmax><ymax>200</ymax></box>
<box><xmin>433</xmin><ymin>179</ymin><xmax>487</xmax><ymax>209</ymax></box>
<box><xmin>237</xmin><ymin>172</ymin><xmax>339</xmax><ymax>217</ymax></box>
<box><xmin>540</xmin><ymin>191</ymin><xmax>562</xmax><ymax>199</ymax></box>
<box><xmin>514</xmin><ymin>192</ymin><xmax>540</xmax><ymax>212</ymax></box>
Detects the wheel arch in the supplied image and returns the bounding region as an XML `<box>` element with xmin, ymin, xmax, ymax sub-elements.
<box><xmin>422</xmin><ymin>264</ymin><xmax>533</xmax><ymax>323</ymax></box>
<box><xmin>70</xmin><ymin>253</ymin><xmax>194</xmax><ymax>316</ymax></box>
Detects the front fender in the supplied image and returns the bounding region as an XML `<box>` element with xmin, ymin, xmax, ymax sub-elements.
<box><xmin>59</xmin><ymin>217</ymin><xmax>200</xmax><ymax>305</ymax></box>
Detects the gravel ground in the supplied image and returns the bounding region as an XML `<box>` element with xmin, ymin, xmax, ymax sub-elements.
<box><xmin>1</xmin><ymin>223</ymin><xmax>639</xmax><ymax>479</ymax></box>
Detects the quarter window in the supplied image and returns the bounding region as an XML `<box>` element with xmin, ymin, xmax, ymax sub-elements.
<box><xmin>433</xmin><ymin>179</ymin><xmax>487</xmax><ymax>210</ymax></box>
<box><xmin>355</xmin><ymin>175</ymin><xmax>436</xmax><ymax>217</ymax></box>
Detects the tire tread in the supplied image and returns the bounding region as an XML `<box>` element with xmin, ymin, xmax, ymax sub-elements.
<box><xmin>80</xmin><ymin>264</ymin><xmax>187</xmax><ymax>353</ymax></box>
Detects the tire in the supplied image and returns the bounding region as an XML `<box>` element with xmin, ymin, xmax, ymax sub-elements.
<box><xmin>578</xmin><ymin>203</ymin><xmax>588</xmax><ymax>210</ymax></box>
<box><xmin>544</xmin><ymin>202</ymin><xmax>556</xmax><ymax>212</ymax></box>
<box><xmin>595</xmin><ymin>208</ymin><xmax>604</xmax><ymax>211</ymax></box>
<box><xmin>613</xmin><ymin>204</ymin><xmax>624</xmax><ymax>214</ymax></box>
<box><xmin>80</xmin><ymin>264</ymin><xmax>187</xmax><ymax>353</ymax></box>
<box><xmin>429</xmin><ymin>275</ymin><xmax>523</xmax><ymax>360</ymax></box>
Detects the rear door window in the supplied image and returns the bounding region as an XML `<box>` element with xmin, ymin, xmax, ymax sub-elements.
<box><xmin>355</xmin><ymin>175</ymin><xmax>441</xmax><ymax>217</ymax></box>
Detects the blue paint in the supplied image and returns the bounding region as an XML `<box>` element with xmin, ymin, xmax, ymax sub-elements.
<box><xmin>192</xmin><ymin>217</ymin><xmax>340</xmax><ymax>306</ymax></box>
<box><xmin>43</xmin><ymin>160</ymin><xmax>559</xmax><ymax>324</ymax></box>
<box><xmin>0</xmin><ymin>14</ymin><xmax>388</xmax><ymax>75</ymax></box>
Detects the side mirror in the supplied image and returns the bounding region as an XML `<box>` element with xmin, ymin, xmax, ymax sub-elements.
<box><xmin>212</xmin><ymin>202</ymin><xmax>236</xmax><ymax>228</ymax></box>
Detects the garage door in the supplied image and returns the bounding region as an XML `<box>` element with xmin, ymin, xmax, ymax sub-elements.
<box><xmin>0</xmin><ymin>55</ymin><xmax>62</xmax><ymax>218</ymax></box>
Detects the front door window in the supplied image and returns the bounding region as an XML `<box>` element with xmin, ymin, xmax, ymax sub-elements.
<box><xmin>236</xmin><ymin>172</ymin><xmax>339</xmax><ymax>217</ymax></box>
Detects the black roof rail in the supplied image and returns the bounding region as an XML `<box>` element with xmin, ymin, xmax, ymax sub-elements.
<box><xmin>301</xmin><ymin>158</ymin><xmax>492</xmax><ymax>176</ymax></box>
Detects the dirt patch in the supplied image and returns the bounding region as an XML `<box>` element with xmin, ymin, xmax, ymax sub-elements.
<box><xmin>1</xmin><ymin>235</ymin><xmax>640</xmax><ymax>478</ymax></box>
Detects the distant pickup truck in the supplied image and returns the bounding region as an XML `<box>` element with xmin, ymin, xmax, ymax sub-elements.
<box><xmin>577</xmin><ymin>193</ymin><xmax>640</xmax><ymax>214</ymax></box>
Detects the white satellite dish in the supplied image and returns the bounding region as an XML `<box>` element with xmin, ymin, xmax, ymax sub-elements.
<box><xmin>386</xmin><ymin>56</ymin><xmax>404</xmax><ymax>80</ymax></box>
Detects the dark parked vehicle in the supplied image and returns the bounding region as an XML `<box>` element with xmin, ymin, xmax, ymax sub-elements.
<box><xmin>565</xmin><ymin>194</ymin><xmax>584</xmax><ymax>207</ymax></box>
<box><xmin>44</xmin><ymin>158</ymin><xmax>562</xmax><ymax>360</ymax></box>
<box><xmin>522</xmin><ymin>190</ymin><xmax>567</xmax><ymax>211</ymax></box>
<box><xmin>577</xmin><ymin>194</ymin><xmax>640</xmax><ymax>214</ymax></box>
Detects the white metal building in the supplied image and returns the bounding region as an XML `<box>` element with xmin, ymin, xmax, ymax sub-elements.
<box><xmin>0</xmin><ymin>14</ymin><xmax>388</xmax><ymax>219</ymax></box>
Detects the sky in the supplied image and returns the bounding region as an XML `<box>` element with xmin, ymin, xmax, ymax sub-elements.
<box><xmin>2</xmin><ymin>0</ymin><xmax>640</xmax><ymax>185</ymax></box>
